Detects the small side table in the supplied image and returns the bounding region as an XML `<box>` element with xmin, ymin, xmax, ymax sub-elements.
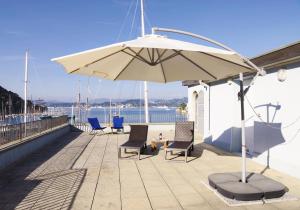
<box><xmin>150</xmin><ymin>138</ymin><xmax>169</xmax><ymax>151</ymax></box>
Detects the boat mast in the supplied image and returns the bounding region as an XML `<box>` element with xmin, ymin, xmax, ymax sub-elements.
<box><xmin>141</xmin><ymin>0</ymin><xmax>149</xmax><ymax>123</ymax></box>
<box><xmin>78</xmin><ymin>80</ymin><xmax>81</xmax><ymax>122</ymax></box>
<box><xmin>86</xmin><ymin>97</ymin><xmax>89</xmax><ymax>120</ymax></box>
<box><xmin>24</xmin><ymin>50</ymin><xmax>29</xmax><ymax>123</ymax></box>
<box><xmin>109</xmin><ymin>98</ymin><xmax>112</xmax><ymax>125</ymax></box>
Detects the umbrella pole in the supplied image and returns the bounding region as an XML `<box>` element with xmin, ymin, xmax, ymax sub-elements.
<box><xmin>144</xmin><ymin>81</ymin><xmax>149</xmax><ymax>123</ymax></box>
<box><xmin>140</xmin><ymin>0</ymin><xmax>149</xmax><ymax>123</ymax></box>
<box><xmin>239</xmin><ymin>73</ymin><xmax>247</xmax><ymax>183</ymax></box>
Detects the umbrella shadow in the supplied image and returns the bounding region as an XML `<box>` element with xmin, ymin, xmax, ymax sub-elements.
<box><xmin>120</xmin><ymin>143</ymin><xmax>161</xmax><ymax>160</ymax></box>
<box><xmin>204</xmin><ymin>131</ymin><xmax>242</xmax><ymax>156</ymax></box>
<box><xmin>196</xmin><ymin>140</ymin><xmax>238</xmax><ymax>157</ymax></box>
<box><xmin>248</xmin><ymin>103</ymin><xmax>284</xmax><ymax>168</ymax></box>
<box><xmin>164</xmin><ymin>143</ymin><xmax>205</xmax><ymax>163</ymax></box>
<box><xmin>0</xmin><ymin>131</ymin><xmax>89</xmax><ymax>210</ymax></box>
<box><xmin>204</xmin><ymin>102</ymin><xmax>286</xmax><ymax>168</ymax></box>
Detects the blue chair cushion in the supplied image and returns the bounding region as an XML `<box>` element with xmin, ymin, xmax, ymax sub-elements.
<box><xmin>112</xmin><ymin>116</ymin><xmax>124</xmax><ymax>129</ymax></box>
<box><xmin>88</xmin><ymin>118</ymin><xmax>105</xmax><ymax>130</ymax></box>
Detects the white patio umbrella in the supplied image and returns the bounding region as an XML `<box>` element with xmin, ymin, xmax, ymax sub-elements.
<box><xmin>52</xmin><ymin>30</ymin><xmax>262</xmax><ymax>183</ymax></box>
<box><xmin>51</xmin><ymin>34</ymin><xmax>256</xmax><ymax>83</ymax></box>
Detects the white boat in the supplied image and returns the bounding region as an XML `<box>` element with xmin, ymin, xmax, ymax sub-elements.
<box><xmin>154</xmin><ymin>105</ymin><xmax>170</xmax><ymax>110</ymax></box>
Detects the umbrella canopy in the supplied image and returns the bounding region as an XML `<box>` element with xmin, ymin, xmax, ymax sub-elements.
<box><xmin>51</xmin><ymin>34</ymin><xmax>256</xmax><ymax>83</ymax></box>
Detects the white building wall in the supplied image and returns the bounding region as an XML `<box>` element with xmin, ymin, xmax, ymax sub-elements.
<box><xmin>208</xmin><ymin>80</ymin><xmax>241</xmax><ymax>152</ymax></box>
<box><xmin>187</xmin><ymin>63</ymin><xmax>300</xmax><ymax>179</ymax></box>
<box><xmin>187</xmin><ymin>84</ymin><xmax>209</xmax><ymax>139</ymax></box>
<box><xmin>245</xmin><ymin>64</ymin><xmax>300</xmax><ymax>178</ymax></box>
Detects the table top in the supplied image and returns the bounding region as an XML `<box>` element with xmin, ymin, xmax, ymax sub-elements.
<box><xmin>151</xmin><ymin>138</ymin><xmax>169</xmax><ymax>143</ymax></box>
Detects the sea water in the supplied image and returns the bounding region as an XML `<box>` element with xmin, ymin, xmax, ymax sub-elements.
<box><xmin>57</xmin><ymin>107</ymin><xmax>187</xmax><ymax>123</ymax></box>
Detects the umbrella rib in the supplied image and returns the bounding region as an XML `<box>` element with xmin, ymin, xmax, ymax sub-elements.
<box><xmin>199</xmin><ymin>52</ymin><xmax>255</xmax><ymax>71</ymax></box>
<box><xmin>156</xmin><ymin>49</ymin><xmax>167</xmax><ymax>83</ymax></box>
<box><xmin>174</xmin><ymin>50</ymin><xmax>217</xmax><ymax>80</ymax></box>
<box><xmin>125</xmin><ymin>47</ymin><xmax>152</xmax><ymax>65</ymax></box>
<box><xmin>151</xmin><ymin>48</ymin><xmax>155</xmax><ymax>63</ymax></box>
<box><xmin>121</xmin><ymin>49</ymin><xmax>145</xmax><ymax>63</ymax></box>
<box><xmin>157</xmin><ymin>50</ymin><xmax>181</xmax><ymax>64</ymax></box>
<box><xmin>113</xmin><ymin>48</ymin><xmax>144</xmax><ymax>81</ymax></box>
<box><xmin>154</xmin><ymin>49</ymin><xmax>167</xmax><ymax>64</ymax></box>
<box><xmin>68</xmin><ymin>49</ymin><xmax>125</xmax><ymax>74</ymax></box>
<box><xmin>146</xmin><ymin>48</ymin><xmax>152</xmax><ymax>61</ymax></box>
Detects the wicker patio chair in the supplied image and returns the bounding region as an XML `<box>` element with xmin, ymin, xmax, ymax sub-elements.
<box><xmin>118</xmin><ymin>125</ymin><xmax>148</xmax><ymax>160</ymax></box>
<box><xmin>165</xmin><ymin>121</ymin><xmax>194</xmax><ymax>163</ymax></box>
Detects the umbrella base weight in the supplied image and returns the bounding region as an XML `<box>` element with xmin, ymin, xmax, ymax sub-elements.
<box><xmin>208</xmin><ymin>172</ymin><xmax>286</xmax><ymax>201</ymax></box>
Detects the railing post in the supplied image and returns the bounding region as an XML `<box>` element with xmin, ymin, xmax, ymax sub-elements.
<box><xmin>19</xmin><ymin>123</ymin><xmax>22</xmax><ymax>140</ymax></box>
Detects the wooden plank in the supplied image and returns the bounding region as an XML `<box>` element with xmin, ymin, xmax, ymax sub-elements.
<box><xmin>91</xmin><ymin>134</ymin><xmax>121</xmax><ymax>210</ymax></box>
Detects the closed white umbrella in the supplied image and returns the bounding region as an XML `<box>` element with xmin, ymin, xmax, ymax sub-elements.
<box><xmin>51</xmin><ymin>34</ymin><xmax>256</xmax><ymax>83</ymax></box>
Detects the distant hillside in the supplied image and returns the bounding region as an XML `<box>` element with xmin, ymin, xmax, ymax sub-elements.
<box><xmin>46</xmin><ymin>97</ymin><xmax>188</xmax><ymax>107</ymax></box>
<box><xmin>0</xmin><ymin>85</ymin><xmax>47</xmax><ymax>115</ymax></box>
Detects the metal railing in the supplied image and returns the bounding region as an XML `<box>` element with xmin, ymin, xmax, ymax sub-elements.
<box><xmin>76</xmin><ymin>111</ymin><xmax>188</xmax><ymax>124</ymax></box>
<box><xmin>72</xmin><ymin>113</ymin><xmax>188</xmax><ymax>133</ymax></box>
<box><xmin>0</xmin><ymin>115</ymin><xmax>69</xmax><ymax>146</ymax></box>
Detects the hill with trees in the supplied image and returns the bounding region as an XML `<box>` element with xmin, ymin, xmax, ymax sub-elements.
<box><xmin>0</xmin><ymin>85</ymin><xmax>47</xmax><ymax>117</ymax></box>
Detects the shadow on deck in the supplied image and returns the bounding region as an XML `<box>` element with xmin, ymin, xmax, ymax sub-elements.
<box><xmin>0</xmin><ymin>131</ymin><xmax>91</xmax><ymax>210</ymax></box>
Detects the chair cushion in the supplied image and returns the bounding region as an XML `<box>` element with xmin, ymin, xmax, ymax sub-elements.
<box><xmin>120</xmin><ymin>141</ymin><xmax>145</xmax><ymax>148</ymax></box>
<box><xmin>129</xmin><ymin>125</ymin><xmax>148</xmax><ymax>142</ymax></box>
<box><xmin>112</xmin><ymin>126</ymin><xmax>123</xmax><ymax>129</ymax></box>
<box><xmin>88</xmin><ymin>118</ymin><xmax>105</xmax><ymax>130</ymax></box>
<box><xmin>167</xmin><ymin>141</ymin><xmax>192</xmax><ymax>150</ymax></box>
<box><xmin>174</xmin><ymin>121</ymin><xmax>194</xmax><ymax>142</ymax></box>
<box><xmin>113</xmin><ymin>116</ymin><xmax>124</xmax><ymax>128</ymax></box>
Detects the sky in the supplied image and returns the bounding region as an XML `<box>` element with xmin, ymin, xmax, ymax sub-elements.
<box><xmin>0</xmin><ymin>0</ymin><xmax>300</xmax><ymax>102</ymax></box>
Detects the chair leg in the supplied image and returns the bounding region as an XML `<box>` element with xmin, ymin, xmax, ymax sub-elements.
<box><xmin>118</xmin><ymin>148</ymin><xmax>121</xmax><ymax>158</ymax></box>
<box><xmin>124</xmin><ymin>148</ymin><xmax>127</xmax><ymax>154</ymax></box>
<box><xmin>189</xmin><ymin>144</ymin><xmax>193</xmax><ymax>155</ymax></box>
<box><xmin>185</xmin><ymin>150</ymin><xmax>188</xmax><ymax>163</ymax></box>
<box><xmin>165</xmin><ymin>150</ymin><xmax>168</xmax><ymax>160</ymax></box>
<box><xmin>96</xmin><ymin>129</ymin><xmax>104</xmax><ymax>135</ymax></box>
<box><xmin>138</xmin><ymin>150</ymin><xmax>141</xmax><ymax>160</ymax></box>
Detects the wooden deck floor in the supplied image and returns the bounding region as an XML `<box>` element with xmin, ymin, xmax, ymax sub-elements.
<box><xmin>1</xmin><ymin>131</ymin><xmax>300</xmax><ymax>210</ymax></box>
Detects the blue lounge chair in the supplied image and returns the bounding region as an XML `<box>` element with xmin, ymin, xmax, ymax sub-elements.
<box><xmin>111</xmin><ymin>116</ymin><xmax>124</xmax><ymax>133</ymax></box>
<box><xmin>88</xmin><ymin>118</ymin><xmax>106</xmax><ymax>134</ymax></box>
